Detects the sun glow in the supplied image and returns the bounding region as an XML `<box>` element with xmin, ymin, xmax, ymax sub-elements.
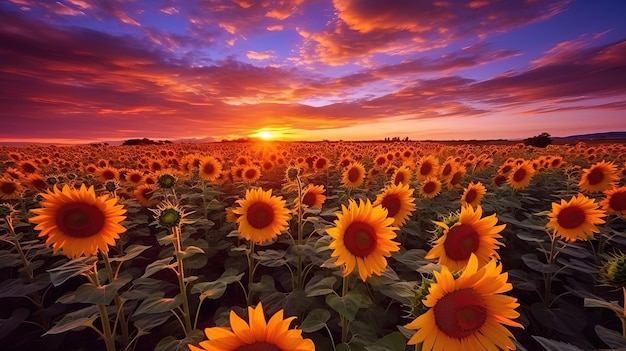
<box><xmin>257</xmin><ymin>131</ymin><xmax>273</xmax><ymax>140</ymax></box>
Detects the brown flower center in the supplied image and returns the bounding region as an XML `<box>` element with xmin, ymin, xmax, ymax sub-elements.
<box><xmin>202</xmin><ymin>162</ymin><xmax>215</xmax><ymax>175</ymax></box>
<box><xmin>247</xmin><ymin>202</ymin><xmax>274</xmax><ymax>229</ymax></box>
<box><xmin>557</xmin><ymin>206</ymin><xmax>586</xmax><ymax>229</ymax></box>
<box><xmin>56</xmin><ymin>202</ymin><xmax>106</xmax><ymax>238</ymax></box>
<box><xmin>443</xmin><ymin>223</ymin><xmax>479</xmax><ymax>261</ymax></box>
<box><xmin>235</xmin><ymin>342</ymin><xmax>282</xmax><ymax>351</ymax></box>
<box><xmin>101</xmin><ymin>170</ymin><xmax>116</xmax><ymax>180</ymax></box>
<box><xmin>302</xmin><ymin>191</ymin><xmax>317</xmax><ymax>207</ymax></box>
<box><xmin>501</xmin><ymin>164</ymin><xmax>512</xmax><ymax>174</ymax></box>
<box><xmin>245</xmin><ymin>169</ymin><xmax>258</xmax><ymax>179</ymax></box>
<box><xmin>450</xmin><ymin>172</ymin><xmax>462</xmax><ymax>186</ymax></box>
<box><xmin>442</xmin><ymin>164</ymin><xmax>452</xmax><ymax>177</ymax></box>
<box><xmin>21</xmin><ymin>162</ymin><xmax>36</xmax><ymax>173</ymax></box>
<box><xmin>381</xmin><ymin>194</ymin><xmax>401</xmax><ymax>218</ymax></box>
<box><xmin>129</xmin><ymin>173</ymin><xmax>143</xmax><ymax>183</ymax></box>
<box><xmin>348</xmin><ymin>168</ymin><xmax>361</xmax><ymax>183</ymax></box>
<box><xmin>609</xmin><ymin>191</ymin><xmax>626</xmax><ymax>212</ymax></box>
<box><xmin>344</xmin><ymin>221</ymin><xmax>377</xmax><ymax>257</ymax></box>
<box><xmin>1</xmin><ymin>182</ymin><xmax>17</xmax><ymax>195</ymax></box>
<box><xmin>423</xmin><ymin>181</ymin><xmax>436</xmax><ymax>194</ymax></box>
<box><xmin>513</xmin><ymin>168</ymin><xmax>526</xmax><ymax>182</ymax></box>
<box><xmin>32</xmin><ymin>178</ymin><xmax>48</xmax><ymax>191</ymax></box>
<box><xmin>587</xmin><ymin>168</ymin><xmax>604</xmax><ymax>185</ymax></box>
<box><xmin>420</xmin><ymin>162</ymin><xmax>432</xmax><ymax>176</ymax></box>
<box><xmin>394</xmin><ymin>172</ymin><xmax>405</xmax><ymax>186</ymax></box>
<box><xmin>464</xmin><ymin>189</ymin><xmax>477</xmax><ymax>205</ymax></box>
<box><xmin>434</xmin><ymin>288</ymin><xmax>487</xmax><ymax>339</ymax></box>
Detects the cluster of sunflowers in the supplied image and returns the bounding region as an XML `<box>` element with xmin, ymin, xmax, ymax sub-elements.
<box><xmin>1</xmin><ymin>140</ymin><xmax>626</xmax><ymax>350</ymax></box>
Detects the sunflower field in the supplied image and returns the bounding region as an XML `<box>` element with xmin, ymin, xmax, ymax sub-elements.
<box><xmin>1</xmin><ymin>140</ymin><xmax>626</xmax><ymax>351</ymax></box>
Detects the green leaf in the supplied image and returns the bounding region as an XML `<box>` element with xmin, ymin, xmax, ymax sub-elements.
<box><xmin>0</xmin><ymin>308</ymin><xmax>29</xmax><ymax>339</ymax></box>
<box><xmin>43</xmin><ymin>305</ymin><xmax>98</xmax><ymax>335</ymax></box>
<box><xmin>73</xmin><ymin>274</ymin><xmax>132</xmax><ymax>305</ymax></box>
<box><xmin>109</xmin><ymin>245</ymin><xmax>150</xmax><ymax>263</ymax></box>
<box><xmin>47</xmin><ymin>256</ymin><xmax>98</xmax><ymax>286</ymax></box>
<box><xmin>364</xmin><ymin>332</ymin><xmax>406</xmax><ymax>351</ymax></box>
<box><xmin>249</xmin><ymin>274</ymin><xmax>275</xmax><ymax>293</ymax></box>
<box><xmin>192</xmin><ymin>280</ymin><xmax>227</xmax><ymax>300</ymax></box>
<box><xmin>141</xmin><ymin>257</ymin><xmax>175</xmax><ymax>279</ymax></box>
<box><xmin>177</xmin><ymin>245</ymin><xmax>205</xmax><ymax>260</ymax></box>
<box><xmin>0</xmin><ymin>250</ymin><xmax>22</xmax><ymax>269</ymax></box>
<box><xmin>300</xmin><ymin>308</ymin><xmax>331</xmax><ymax>333</ymax></box>
<box><xmin>255</xmin><ymin>249</ymin><xmax>287</xmax><ymax>267</ymax></box>
<box><xmin>305</xmin><ymin>275</ymin><xmax>337</xmax><ymax>297</ymax></box>
<box><xmin>531</xmin><ymin>336</ymin><xmax>585</xmax><ymax>351</ymax></box>
<box><xmin>134</xmin><ymin>293</ymin><xmax>183</xmax><ymax>315</ymax></box>
<box><xmin>521</xmin><ymin>254</ymin><xmax>558</xmax><ymax>273</ymax></box>
<box><xmin>191</xmin><ymin>268</ymin><xmax>244</xmax><ymax>301</ymax></box>
<box><xmin>594</xmin><ymin>325</ymin><xmax>626</xmax><ymax>348</ymax></box>
<box><xmin>0</xmin><ymin>277</ymin><xmax>50</xmax><ymax>298</ymax></box>
<box><xmin>326</xmin><ymin>291</ymin><xmax>362</xmax><ymax>321</ymax></box>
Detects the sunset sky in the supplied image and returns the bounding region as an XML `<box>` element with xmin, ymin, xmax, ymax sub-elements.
<box><xmin>1</xmin><ymin>0</ymin><xmax>625</xmax><ymax>144</ymax></box>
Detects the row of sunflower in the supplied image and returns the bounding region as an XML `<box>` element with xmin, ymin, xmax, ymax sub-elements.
<box><xmin>0</xmin><ymin>140</ymin><xmax>626</xmax><ymax>351</ymax></box>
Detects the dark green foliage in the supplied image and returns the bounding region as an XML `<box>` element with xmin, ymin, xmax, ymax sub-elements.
<box><xmin>524</xmin><ymin>132</ymin><xmax>552</xmax><ymax>148</ymax></box>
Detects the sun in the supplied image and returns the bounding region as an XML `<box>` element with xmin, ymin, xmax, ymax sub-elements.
<box><xmin>257</xmin><ymin>131</ymin><xmax>273</xmax><ymax>140</ymax></box>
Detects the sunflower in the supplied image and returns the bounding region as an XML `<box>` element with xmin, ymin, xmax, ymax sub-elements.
<box><xmin>460</xmin><ymin>181</ymin><xmax>487</xmax><ymax>208</ymax></box>
<box><xmin>95</xmin><ymin>166</ymin><xmax>119</xmax><ymax>182</ymax></box>
<box><xmin>198</xmin><ymin>156</ymin><xmax>223</xmax><ymax>182</ymax></box>
<box><xmin>446</xmin><ymin>166</ymin><xmax>466</xmax><ymax>190</ymax></box>
<box><xmin>579</xmin><ymin>160</ymin><xmax>619</xmax><ymax>193</ymax></box>
<box><xmin>341</xmin><ymin>162</ymin><xmax>366</xmax><ymax>188</ymax></box>
<box><xmin>23</xmin><ymin>173</ymin><xmax>49</xmax><ymax>192</ymax></box>
<box><xmin>125</xmin><ymin>170</ymin><xmax>145</xmax><ymax>186</ymax></box>
<box><xmin>439</xmin><ymin>158</ymin><xmax>456</xmax><ymax>180</ymax></box>
<box><xmin>234</xmin><ymin>188</ymin><xmax>291</xmax><ymax>244</ymax></box>
<box><xmin>0</xmin><ymin>177</ymin><xmax>23</xmax><ymax>200</ymax></box>
<box><xmin>600</xmin><ymin>187</ymin><xmax>626</xmax><ymax>217</ymax></box>
<box><xmin>313</xmin><ymin>156</ymin><xmax>330</xmax><ymax>173</ymax></box>
<box><xmin>547</xmin><ymin>194</ymin><xmax>606</xmax><ymax>242</ymax></box>
<box><xmin>416</xmin><ymin>155</ymin><xmax>440</xmax><ymax>181</ymax></box>
<box><xmin>29</xmin><ymin>184</ymin><xmax>127</xmax><ymax>259</ymax></box>
<box><xmin>134</xmin><ymin>184</ymin><xmax>160</xmax><ymax>207</ymax></box>
<box><xmin>241</xmin><ymin>165</ymin><xmax>261</xmax><ymax>183</ymax></box>
<box><xmin>507</xmin><ymin>161</ymin><xmax>535</xmax><ymax>191</ymax></box>
<box><xmin>295</xmin><ymin>184</ymin><xmax>326</xmax><ymax>209</ymax></box>
<box><xmin>189</xmin><ymin>302</ymin><xmax>314</xmax><ymax>351</ymax></box>
<box><xmin>405</xmin><ymin>254</ymin><xmax>523</xmax><ymax>350</ymax></box>
<box><xmin>373</xmin><ymin>183</ymin><xmax>416</xmax><ymax>227</ymax></box>
<box><xmin>327</xmin><ymin>199</ymin><xmax>400</xmax><ymax>281</ymax></box>
<box><xmin>426</xmin><ymin>205</ymin><xmax>505</xmax><ymax>271</ymax></box>
<box><xmin>419</xmin><ymin>177</ymin><xmax>442</xmax><ymax>199</ymax></box>
<box><xmin>391</xmin><ymin>165</ymin><xmax>412</xmax><ymax>186</ymax></box>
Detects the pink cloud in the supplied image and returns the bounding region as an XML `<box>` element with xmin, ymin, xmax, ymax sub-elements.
<box><xmin>301</xmin><ymin>0</ymin><xmax>569</xmax><ymax>64</ymax></box>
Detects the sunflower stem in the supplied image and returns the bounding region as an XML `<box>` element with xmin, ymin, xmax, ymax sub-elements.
<box><xmin>544</xmin><ymin>230</ymin><xmax>559</xmax><ymax>306</ymax></box>
<box><xmin>173</xmin><ymin>225</ymin><xmax>193</xmax><ymax>335</ymax></box>
<box><xmin>90</xmin><ymin>266</ymin><xmax>116</xmax><ymax>351</ymax></box>
<box><xmin>341</xmin><ymin>275</ymin><xmax>350</xmax><ymax>344</ymax></box>
<box><xmin>247</xmin><ymin>240</ymin><xmax>256</xmax><ymax>305</ymax></box>
<box><xmin>101</xmin><ymin>251</ymin><xmax>130</xmax><ymax>347</ymax></box>
<box><xmin>97</xmin><ymin>303</ymin><xmax>117</xmax><ymax>351</ymax></box>
<box><xmin>6</xmin><ymin>214</ymin><xmax>49</xmax><ymax>329</ymax></box>
<box><xmin>296</xmin><ymin>175</ymin><xmax>304</xmax><ymax>291</ymax></box>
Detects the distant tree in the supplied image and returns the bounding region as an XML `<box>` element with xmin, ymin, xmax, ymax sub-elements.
<box><xmin>524</xmin><ymin>132</ymin><xmax>552</xmax><ymax>148</ymax></box>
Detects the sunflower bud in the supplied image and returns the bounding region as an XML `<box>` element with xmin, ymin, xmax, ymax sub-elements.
<box><xmin>600</xmin><ymin>253</ymin><xmax>626</xmax><ymax>288</ymax></box>
<box><xmin>157</xmin><ymin>173</ymin><xmax>177</xmax><ymax>189</ymax></box>
<box><xmin>285</xmin><ymin>165</ymin><xmax>300</xmax><ymax>182</ymax></box>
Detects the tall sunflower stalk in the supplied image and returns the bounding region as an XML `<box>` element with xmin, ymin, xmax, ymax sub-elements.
<box><xmin>86</xmin><ymin>258</ymin><xmax>117</xmax><ymax>351</ymax></box>
<box><xmin>1</xmin><ymin>204</ymin><xmax>49</xmax><ymax>330</ymax></box>
<box><xmin>150</xmin><ymin>200</ymin><xmax>195</xmax><ymax>335</ymax></box>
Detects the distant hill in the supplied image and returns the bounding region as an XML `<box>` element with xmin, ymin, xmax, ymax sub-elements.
<box><xmin>552</xmin><ymin>131</ymin><xmax>626</xmax><ymax>141</ymax></box>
